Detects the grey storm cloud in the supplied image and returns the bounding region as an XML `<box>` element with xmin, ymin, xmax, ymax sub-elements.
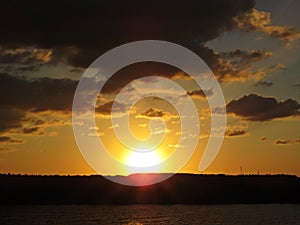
<box><xmin>0</xmin><ymin>73</ymin><xmax>77</xmax><ymax>112</ymax></box>
<box><xmin>227</xmin><ymin>94</ymin><xmax>300</xmax><ymax>121</ymax></box>
<box><xmin>0</xmin><ymin>0</ymin><xmax>255</xmax><ymax>68</ymax></box>
<box><xmin>0</xmin><ymin>0</ymin><xmax>286</xmax><ymax>94</ymax></box>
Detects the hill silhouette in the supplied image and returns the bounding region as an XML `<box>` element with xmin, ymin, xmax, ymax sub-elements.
<box><xmin>0</xmin><ymin>173</ymin><xmax>300</xmax><ymax>204</ymax></box>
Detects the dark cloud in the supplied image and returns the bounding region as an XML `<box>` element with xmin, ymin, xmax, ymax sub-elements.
<box><xmin>220</xmin><ymin>49</ymin><xmax>272</xmax><ymax>63</ymax></box>
<box><xmin>0</xmin><ymin>47</ymin><xmax>52</xmax><ymax>65</ymax></box>
<box><xmin>0</xmin><ymin>0</ymin><xmax>255</xmax><ymax>67</ymax></box>
<box><xmin>293</xmin><ymin>84</ymin><xmax>300</xmax><ymax>88</ymax></box>
<box><xmin>195</xmin><ymin>46</ymin><xmax>282</xmax><ymax>83</ymax></box>
<box><xmin>140</xmin><ymin>108</ymin><xmax>166</xmax><ymax>118</ymax></box>
<box><xmin>102</xmin><ymin>49</ymin><xmax>280</xmax><ymax>95</ymax></box>
<box><xmin>227</xmin><ymin>94</ymin><xmax>300</xmax><ymax>121</ymax></box>
<box><xmin>225</xmin><ymin>125</ymin><xmax>247</xmax><ymax>137</ymax></box>
<box><xmin>214</xmin><ymin>50</ymin><xmax>284</xmax><ymax>82</ymax></box>
<box><xmin>20</xmin><ymin>117</ymin><xmax>70</xmax><ymax>137</ymax></box>
<box><xmin>0</xmin><ymin>136</ymin><xmax>19</xmax><ymax>143</ymax></box>
<box><xmin>101</xmin><ymin>62</ymin><xmax>184</xmax><ymax>94</ymax></box>
<box><xmin>256</xmin><ymin>81</ymin><xmax>274</xmax><ymax>87</ymax></box>
<box><xmin>225</xmin><ymin>129</ymin><xmax>247</xmax><ymax>137</ymax></box>
<box><xmin>22</xmin><ymin>117</ymin><xmax>46</xmax><ymax>126</ymax></box>
<box><xmin>0</xmin><ymin>136</ymin><xmax>12</xmax><ymax>142</ymax></box>
<box><xmin>23</xmin><ymin>127</ymin><xmax>39</xmax><ymax>134</ymax></box>
<box><xmin>95</xmin><ymin>101</ymin><xmax>128</xmax><ymax>115</ymax></box>
<box><xmin>0</xmin><ymin>73</ymin><xmax>77</xmax><ymax>133</ymax></box>
<box><xmin>260</xmin><ymin>137</ymin><xmax>267</xmax><ymax>142</ymax></box>
<box><xmin>0</xmin><ymin>136</ymin><xmax>22</xmax><ymax>143</ymax></box>
<box><xmin>274</xmin><ymin>138</ymin><xmax>300</xmax><ymax>145</ymax></box>
<box><xmin>187</xmin><ymin>89</ymin><xmax>213</xmax><ymax>99</ymax></box>
<box><xmin>275</xmin><ymin>140</ymin><xmax>290</xmax><ymax>145</ymax></box>
<box><xmin>0</xmin><ymin>1</ymin><xmax>282</xmax><ymax>88</ymax></box>
<box><xmin>31</xmin><ymin>119</ymin><xmax>45</xmax><ymax>126</ymax></box>
<box><xmin>0</xmin><ymin>109</ymin><xmax>24</xmax><ymax>133</ymax></box>
<box><xmin>0</xmin><ymin>47</ymin><xmax>52</xmax><ymax>74</ymax></box>
<box><xmin>136</xmin><ymin>108</ymin><xmax>177</xmax><ymax>121</ymax></box>
<box><xmin>0</xmin><ymin>73</ymin><xmax>77</xmax><ymax>112</ymax></box>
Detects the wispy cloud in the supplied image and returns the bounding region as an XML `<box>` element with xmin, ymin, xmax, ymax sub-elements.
<box><xmin>274</xmin><ymin>138</ymin><xmax>300</xmax><ymax>145</ymax></box>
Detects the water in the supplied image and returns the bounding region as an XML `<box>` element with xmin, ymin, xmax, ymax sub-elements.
<box><xmin>1</xmin><ymin>204</ymin><xmax>300</xmax><ymax>225</ymax></box>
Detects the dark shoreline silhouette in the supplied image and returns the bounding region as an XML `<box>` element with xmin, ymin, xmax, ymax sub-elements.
<box><xmin>1</xmin><ymin>173</ymin><xmax>300</xmax><ymax>205</ymax></box>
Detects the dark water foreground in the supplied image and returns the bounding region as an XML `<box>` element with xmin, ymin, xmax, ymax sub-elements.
<box><xmin>1</xmin><ymin>204</ymin><xmax>300</xmax><ymax>225</ymax></box>
<box><xmin>0</xmin><ymin>174</ymin><xmax>300</xmax><ymax>204</ymax></box>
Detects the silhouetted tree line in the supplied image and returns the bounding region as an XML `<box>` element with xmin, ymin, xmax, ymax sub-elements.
<box><xmin>0</xmin><ymin>174</ymin><xmax>299</xmax><ymax>204</ymax></box>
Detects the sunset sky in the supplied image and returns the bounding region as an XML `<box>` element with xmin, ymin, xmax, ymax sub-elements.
<box><xmin>0</xmin><ymin>0</ymin><xmax>299</xmax><ymax>176</ymax></box>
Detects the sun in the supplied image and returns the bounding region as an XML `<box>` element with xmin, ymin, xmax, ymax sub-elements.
<box><xmin>126</xmin><ymin>150</ymin><xmax>162</xmax><ymax>167</ymax></box>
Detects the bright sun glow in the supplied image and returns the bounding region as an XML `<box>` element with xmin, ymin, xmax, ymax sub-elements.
<box><xmin>126</xmin><ymin>150</ymin><xmax>162</xmax><ymax>167</ymax></box>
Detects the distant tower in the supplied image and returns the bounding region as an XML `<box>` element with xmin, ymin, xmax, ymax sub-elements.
<box><xmin>240</xmin><ymin>165</ymin><xmax>243</xmax><ymax>175</ymax></box>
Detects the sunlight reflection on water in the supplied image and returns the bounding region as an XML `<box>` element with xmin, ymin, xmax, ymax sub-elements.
<box><xmin>1</xmin><ymin>204</ymin><xmax>300</xmax><ymax>225</ymax></box>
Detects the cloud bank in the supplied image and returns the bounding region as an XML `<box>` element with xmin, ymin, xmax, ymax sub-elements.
<box><xmin>227</xmin><ymin>94</ymin><xmax>300</xmax><ymax>121</ymax></box>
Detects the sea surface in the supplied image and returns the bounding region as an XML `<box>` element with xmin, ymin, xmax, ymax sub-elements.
<box><xmin>0</xmin><ymin>204</ymin><xmax>300</xmax><ymax>225</ymax></box>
